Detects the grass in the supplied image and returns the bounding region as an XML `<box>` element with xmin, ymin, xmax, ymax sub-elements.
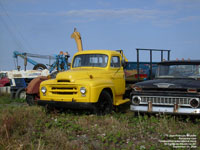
<box><xmin>0</xmin><ymin>95</ymin><xmax>199</xmax><ymax>150</ymax></box>
<box><xmin>0</xmin><ymin>94</ymin><xmax>25</xmax><ymax>104</ymax></box>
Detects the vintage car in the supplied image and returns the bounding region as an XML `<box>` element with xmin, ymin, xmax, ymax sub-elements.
<box><xmin>130</xmin><ymin>60</ymin><xmax>200</xmax><ymax>115</ymax></box>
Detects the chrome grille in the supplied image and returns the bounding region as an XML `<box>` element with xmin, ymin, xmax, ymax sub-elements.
<box><xmin>50</xmin><ymin>85</ymin><xmax>78</xmax><ymax>95</ymax></box>
<box><xmin>138</xmin><ymin>96</ymin><xmax>196</xmax><ymax>106</ymax></box>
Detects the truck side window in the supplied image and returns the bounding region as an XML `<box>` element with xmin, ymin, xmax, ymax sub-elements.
<box><xmin>73</xmin><ymin>57</ymin><xmax>81</xmax><ymax>67</ymax></box>
<box><xmin>110</xmin><ymin>56</ymin><xmax>120</xmax><ymax>68</ymax></box>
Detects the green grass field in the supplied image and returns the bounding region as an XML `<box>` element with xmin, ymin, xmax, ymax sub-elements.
<box><xmin>0</xmin><ymin>95</ymin><xmax>199</xmax><ymax>150</ymax></box>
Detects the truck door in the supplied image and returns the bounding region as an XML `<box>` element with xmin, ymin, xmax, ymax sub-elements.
<box><xmin>110</xmin><ymin>56</ymin><xmax>125</xmax><ymax>95</ymax></box>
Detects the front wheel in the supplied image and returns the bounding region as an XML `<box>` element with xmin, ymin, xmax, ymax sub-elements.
<box><xmin>16</xmin><ymin>88</ymin><xmax>26</xmax><ymax>99</ymax></box>
<box><xmin>26</xmin><ymin>94</ymin><xmax>36</xmax><ymax>106</ymax></box>
<box><xmin>93</xmin><ymin>90</ymin><xmax>113</xmax><ymax>115</ymax></box>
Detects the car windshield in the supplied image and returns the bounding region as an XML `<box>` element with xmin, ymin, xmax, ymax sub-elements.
<box><xmin>156</xmin><ymin>64</ymin><xmax>200</xmax><ymax>79</ymax></box>
<box><xmin>72</xmin><ymin>54</ymin><xmax>108</xmax><ymax>68</ymax></box>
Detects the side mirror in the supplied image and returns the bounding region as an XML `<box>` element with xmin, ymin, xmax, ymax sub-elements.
<box><xmin>121</xmin><ymin>60</ymin><xmax>127</xmax><ymax>68</ymax></box>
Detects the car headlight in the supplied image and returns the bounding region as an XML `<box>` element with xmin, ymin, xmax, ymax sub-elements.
<box><xmin>80</xmin><ymin>87</ymin><xmax>86</xmax><ymax>94</ymax></box>
<box><xmin>132</xmin><ymin>96</ymin><xmax>141</xmax><ymax>105</ymax></box>
<box><xmin>41</xmin><ymin>87</ymin><xmax>47</xmax><ymax>94</ymax></box>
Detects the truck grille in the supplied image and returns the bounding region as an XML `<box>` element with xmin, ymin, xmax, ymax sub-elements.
<box><xmin>138</xmin><ymin>96</ymin><xmax>194</xmax><ymax>106</ymax></box>
<box><xmin>142</xmin><ymin>88</ymin><xmax>187</xmax><ymax>93</ymax></box>
<box><xmin>50</xmin><ymin>85</ymin><xmax>78</xmax><ymax>95</ymax></box>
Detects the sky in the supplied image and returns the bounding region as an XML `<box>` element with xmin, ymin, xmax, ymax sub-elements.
<box><xmin>0</xmin><ymin>0</ymin><xmax>200</xmax><ymax>70</ymax></box>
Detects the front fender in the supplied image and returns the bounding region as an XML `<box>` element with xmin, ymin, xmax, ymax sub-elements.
<box><xmin>80</xmin><ymin>79</ymin><xmax>115</xmax><ymax>103</ymax></box>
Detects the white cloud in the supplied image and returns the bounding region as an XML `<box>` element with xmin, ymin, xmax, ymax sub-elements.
<box><xmin>177</xmin><ymin>16</ymin><xmax>200</xmax><ymax>22</ymax></box>
<box><xmin>24</xmin><ymin>8</ymin><xmax>170</xmax><ymax>23</ymax></box>
<box><xmin>156</xmin><ymin>0</ymin><xmax>200</xmax><ymax>9</ymax></box>
<box><xmin>11</xmin><ymin>8</ymin><xmax>200</xmax><ymax>27</ymax></box>
<box><xmin>152</xmin><ymin>15</ymin><xmax>200</xmax><ymax>27</ymax></box>
<box><xmin>59</xmin><ymin>9</ymin><xmax>164</xmax><ymax>18</ymax></box>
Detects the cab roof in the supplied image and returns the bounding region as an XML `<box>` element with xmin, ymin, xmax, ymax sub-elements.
<box><xmin>74</xmin><ymin>50</ymin><xmax>121</xmax><ymax>56</ymax></box>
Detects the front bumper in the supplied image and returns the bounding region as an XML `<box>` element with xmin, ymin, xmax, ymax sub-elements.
<box><xmin>130</xmin><ymin>105</ymin><xmax>200</xmax><ymax>115</ymax></box>
<box><xmin>38</xmin><ymin>100</ymin><xmax>95</xmax><ymax>110</ymax></box>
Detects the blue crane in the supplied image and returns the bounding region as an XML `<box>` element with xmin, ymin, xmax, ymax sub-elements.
<box><xmin>13</xmin><ymin>51</ymin><xmax>70</xmax><ymax>72</ymax></box>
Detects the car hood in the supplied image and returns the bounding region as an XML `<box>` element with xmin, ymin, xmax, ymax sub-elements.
<box><xmin>135</xmin><ymin>78</ymin><xmax>200</xmax><ymax>89</ymax></box>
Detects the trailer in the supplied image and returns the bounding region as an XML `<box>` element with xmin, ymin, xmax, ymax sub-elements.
<box><xmin>8</xmin><ymin>69</ymin><xmax>49</xmax><ymax>99</ymax></box>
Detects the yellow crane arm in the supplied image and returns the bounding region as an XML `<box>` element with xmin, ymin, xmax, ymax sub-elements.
<box><xmin>71</xmin><ymin>28</ymin><xmax>83</xmax><ymax>52</ymax></box>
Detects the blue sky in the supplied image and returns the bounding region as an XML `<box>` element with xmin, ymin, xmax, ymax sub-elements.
<box><xmin>0</xmin><ymin>0</ymin><xmax>200</xmax><ymax>70</ymax></box>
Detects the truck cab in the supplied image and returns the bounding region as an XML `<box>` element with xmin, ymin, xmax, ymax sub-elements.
<box><xmin>0</xmin><ymin>72</ymin><xmax>10</xmax><ymax>87</ymax></box>
<box><xmin>130</xmin><ymin>60</ymin><xmax>200</xmax><ymax>115</ymax></box>
<box><xmin>38</xmin><ymin>50</ymin><xmax>130</xmax><ymax>114</ymax></box>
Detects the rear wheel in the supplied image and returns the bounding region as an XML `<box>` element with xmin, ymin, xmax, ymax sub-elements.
<box><xmin>93</xmin><ymin>90</ymin><xmax>113</xmax><ymax>115</ymax></box>
<box><xmin>10</xmin><ymin>91</ymin><xmax>15</xmax><ymax>99</ymax></box>
<box><xmin>33</xmin><ymin>64</ymin><xmax>47</xmax><ymax>70</ymax></box>
<box><xmin>16</xmin><ymin>88</ymin><xmax>26</xmax><ymax>99</ymax></box>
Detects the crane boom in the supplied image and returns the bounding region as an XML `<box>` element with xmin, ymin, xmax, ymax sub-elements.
<box><xmin>71</xmin><ymin>28</ymin><xmax>83</xmax><ymax>52</ymax></box>
<box><xmin>13</xmin><ymin>51</ymin><xmax>56</xmax><ymax>60</ymax></box>
<box><xmin>13</xmin><ymin>51</ymin><xmax>56</xmax><ymax>70</ymax></box>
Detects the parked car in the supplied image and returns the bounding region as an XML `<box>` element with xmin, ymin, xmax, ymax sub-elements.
<box><xmin>130</xmin><ymin>60</ymin><xmax>200</xmax><ymax>115</ymax></box>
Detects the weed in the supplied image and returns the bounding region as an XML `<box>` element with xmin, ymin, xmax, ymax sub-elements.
<box><xmin>0</xmin><ymin>96</ymin><xmax>199</xmax><ymax>149</ymax></box>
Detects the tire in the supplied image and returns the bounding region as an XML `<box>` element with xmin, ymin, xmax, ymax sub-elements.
<box><xmin>10</xmin><ymin>92</ymin><xmax>15</xmax><ymax>99</ymax></box>
<box><xmin>26</xmin><ymin>94</ymin><xmax>35</xmax><ymax>106</ymax></box>
<box><xmin>16</xmin><ymin>88</ymin><xmax>26</xmax><ymax>99</ymax></box>
<box><xmin>45</xmin><ymin>105</ymin><xmax>57</xmax><ymax>114</ymax></box>
<box><xmin>33</xmin><ymin>64</ymin><xmax>47</xmax><ymax>70</ymax></box>
<box><xmin>93</xmin><ymin>90</ymin><xmax>113</xmax><ymax>115</ymax></box>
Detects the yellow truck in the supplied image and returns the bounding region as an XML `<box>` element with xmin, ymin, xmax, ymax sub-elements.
<box><xmin>38</xmin><ymin>49</ymin><xmax>130</xmax><ymax>114</ymax></box>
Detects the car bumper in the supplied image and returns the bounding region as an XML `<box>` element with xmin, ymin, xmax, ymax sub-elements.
<box><xmin>130</xmin><ymin>105</ymin><xmax>200</xmax><ymax>115</ymax></box>
<box><xmin>38</xmin><ymin>100</ymin><xmax>95</xmax><ymax>110</ymax></box>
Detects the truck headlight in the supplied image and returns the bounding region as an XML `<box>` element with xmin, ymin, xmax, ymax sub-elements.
<box><xmin>41</xmin><ymin>87</ymin><xmax>47</xmax><ymax>94</ymax></box>
<box><xmin>80</xmin><ymin>87</ymin><xmax>86</xmax><ymax>94</ymax></box>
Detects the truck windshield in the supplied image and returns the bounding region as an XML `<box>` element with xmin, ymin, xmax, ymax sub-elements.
<box><xmin>156</xmin><ymin>64</ymin><xmax>200</xmax><ymax>78</ymax></box>
<box><xmin>0</xmin><ymin>73</ymin><xmax>7</xmax><ymax>79</ymax></box>
<box><xmin>72</xmin><ymin>54</ymin><xmax>108</xmax><ymax>68</ymax></box>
